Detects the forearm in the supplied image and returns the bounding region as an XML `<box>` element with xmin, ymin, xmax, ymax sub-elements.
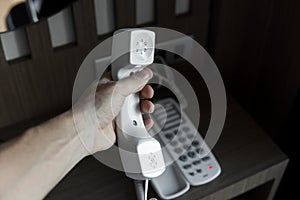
<box><xmin>0</xmin><ymin>111</ymin><xmax>87</xmax><ymax>200</ymax></box>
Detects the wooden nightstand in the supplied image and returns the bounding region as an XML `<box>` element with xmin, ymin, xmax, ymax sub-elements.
<box><xmin>44</xmin><ymin>95</ymin><xmax>288</xmax><ymax>200</ymax></box>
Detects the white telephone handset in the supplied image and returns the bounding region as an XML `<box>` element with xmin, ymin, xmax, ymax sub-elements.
<box><xmin>111</xmin><ymin>29</ymin><xmax>165</xmax><ymax>180</ymax></box>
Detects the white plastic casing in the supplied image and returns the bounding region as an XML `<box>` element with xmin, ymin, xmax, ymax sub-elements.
<box><xmin>137</xmin><ymin>140</ymin><xmax>166</xmax><ymax>178</ymax></box>
<box><xmin>112</xmin><ymin>29</ymin><xmax>155</xmax><ymax>80</ymax></box>
<box><xmin>111</xmin><ymin>29</ymin><xmax>165</xmax><ymax>180</ymax></box>
<box><xmin>130</xmin><ymin>30</ymin><xmax>155</xmax><ymax>65</ymax></box>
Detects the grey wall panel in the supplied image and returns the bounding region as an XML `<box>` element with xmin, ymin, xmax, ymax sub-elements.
<box><xmin>175</xmin><ymin>0</ymin><xmax>190</xmax><ymax>15</ymax></box>
<box><xmin>136</xmin><ymin>0</ymin><xmax>154</xmax><ymax>25</ymax></box>
<box><xmin>48</xmin><ymin>6</ymin><xmax>76</xmax><ymax>48</ymax></box>
<box><xmin>94</xmin><ymin>0</ymin><xmax>115</xmax><ymax>35</ymax></box>
<box><xmin>0</xmin><ymin>28</ymin><xmax>30</xmax><ymax>61</ymax></box>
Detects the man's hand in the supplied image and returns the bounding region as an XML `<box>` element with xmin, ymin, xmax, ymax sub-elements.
<box><xmin>0</xmin><ymin>67</ymin><xmax>155</xmax><ymax>200</ymax></box>
<box><xmin>72</xmin><ymin>67</ymin><xmax>155</xmax><ymax>154</ymax></box>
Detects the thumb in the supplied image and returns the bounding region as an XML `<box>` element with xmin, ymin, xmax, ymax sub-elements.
<box><xmin>116</xmin><ymin>68</ymin><xmax>153</xmax><ymax>96</ymax></box>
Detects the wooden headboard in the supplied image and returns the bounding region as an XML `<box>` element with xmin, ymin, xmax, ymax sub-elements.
<box><xmin>0</xmin><ymin>0</ymin><xmax>210</xmax><ymax>139</ymax></box>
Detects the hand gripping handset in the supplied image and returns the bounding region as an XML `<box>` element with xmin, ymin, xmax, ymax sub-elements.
<box><xmin>111</xmin><ymin>29</ymin><xmax>165</xmax><ymax>180</ymax></box>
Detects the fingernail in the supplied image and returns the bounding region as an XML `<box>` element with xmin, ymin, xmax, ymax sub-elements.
<box><xmin>135</xmin><ymin>69</ymin><xmax>150</xmax><ymax>80</ymax></box>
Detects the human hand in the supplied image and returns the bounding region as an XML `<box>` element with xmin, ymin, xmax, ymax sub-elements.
<box><xmin>72</xmin><ymin>68</ymin><xmax>154</xmax><ymax>155</ymax></box>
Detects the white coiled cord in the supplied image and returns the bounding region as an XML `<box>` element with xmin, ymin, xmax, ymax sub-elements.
<box><xmin>134</xmin><ymin>179</ymin><xmax>157</xmax><ymax>200</ymax></box>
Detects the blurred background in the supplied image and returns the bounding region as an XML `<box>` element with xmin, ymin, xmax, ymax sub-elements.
<box><xmin>0</xmin><ymin>0</ymin><xmax>298</xmax><ymax>199</ymax></box>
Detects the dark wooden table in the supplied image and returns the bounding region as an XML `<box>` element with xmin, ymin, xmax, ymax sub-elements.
<box><xmin>44</xmin><ymin>94</ymin><xmax>288</xmax><ymax>200</ymax></box>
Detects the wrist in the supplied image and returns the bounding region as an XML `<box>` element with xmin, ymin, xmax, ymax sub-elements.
<box><xmin>59</xmin><ymin>110</ymin><xmax>90</xmax><ymax>159</ymax></box>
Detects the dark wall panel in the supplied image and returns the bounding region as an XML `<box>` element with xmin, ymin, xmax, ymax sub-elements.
<box><xmin>208</xmin><ymin>0</ymin><xmax>299</xmax><ymax>140</ymax></box>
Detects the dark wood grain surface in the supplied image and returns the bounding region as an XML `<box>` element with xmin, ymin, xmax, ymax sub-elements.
<box><xmin>44</xmin><ymin>94</ymin><xmax>287</xmax><ymax>200</ymax></box>
<box><xmin>207</xmin><ymin>0</ymin><xmax>300</xmax><ymax>141</ymax></box>
<box><xmin>0</xmin><ymin>0</ymin><xmax>210</xmax><ymax>130</ymax></box>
